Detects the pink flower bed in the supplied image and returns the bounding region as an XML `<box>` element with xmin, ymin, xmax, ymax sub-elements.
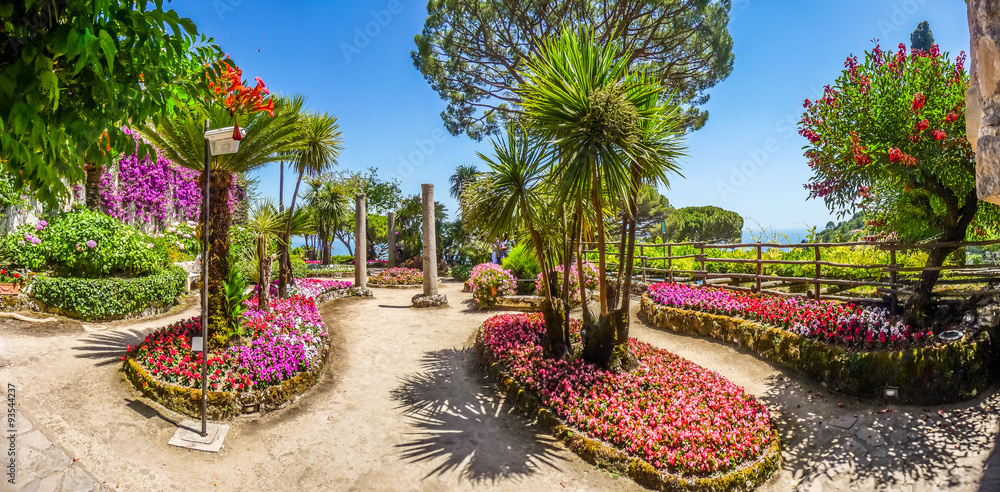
<box><xmin>369</xmin><ymin>267</ymin><xmax>422</xmax><ymax>285</ymax></box>
<box><xmin>125</xmin><ymin>295</ymin><xmax>327</xmax><ymax>392</ymax></box>
<box><xmin>480</xmin><ymin>313</ymin><xmax>772</xmax><ymax>476</ymax></box>
<box><xmin>646</xmin><ymin>282</ymin><xmax>924</xmax><ymax>350</ymax></box>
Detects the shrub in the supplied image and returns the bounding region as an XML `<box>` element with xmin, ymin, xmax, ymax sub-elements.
<box><xmin>534</xmin><ymin>261</ymin><xmax>599</xmax><ymax>306</ymax></box>
<box><xmin>369</xmin><ymin>267</ymin><xmax>423</xmax><ymax>286</ymax></box>
<box><xmin>470</xmin><ymin>263</ymin><xmax>516</xmax><ymax>306</ymax></box>
<box><xmin>0</xmin><ymin>208</ymin><xmax>168</xmax><ymax>277</ymax></box>
<box><xmin>502</xmin><ymin>244</ymin><xmax>540</xmax><ymax>280</ymax></box>
<box><xmin>451</xmin><ymin>264</ymin><xmax>473</xmax><ymax>282</ymax></box>
<box><xmin>30</xmin><ymin>266</ymin><xmax>186</xmax><ymax>320</ymax></box>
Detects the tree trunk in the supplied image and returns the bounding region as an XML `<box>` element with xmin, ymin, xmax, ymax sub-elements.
<box><xmin>257</xmin><ymin>246</ymin><xmax>272</xmax><ymax>312</ymax></box>
<box><xmin>84</xmin><ymin>163</ymin><xmax>103</xmax><ymax>212</ymax></box>
<box><xmin>279</xmin><ymin>168</ymin><xmax>307</xmax><ymax>298</ymax></box>
<box><xmin>200</xmin><ymin>169</ymin><xmax>233</xmax><ymax>338</ymax></box>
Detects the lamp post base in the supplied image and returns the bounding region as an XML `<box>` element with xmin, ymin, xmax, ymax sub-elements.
<box><xmin>168</xmin><ymin>420</ymin><xmax>230</xmax><ymax>453</ymax></box>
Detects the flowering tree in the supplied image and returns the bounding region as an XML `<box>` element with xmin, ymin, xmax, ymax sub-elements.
<box><xmin>799</xmin><ymin>42</ymin><xmax>998</xmax><ymax>321</ymax></box>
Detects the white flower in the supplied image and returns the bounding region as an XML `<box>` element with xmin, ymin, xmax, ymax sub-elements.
<box><xmin>146</xmin><ymin>243</ymin><xmax>154</xmax><ymax>249</ymax></box>
<box><xmin>178</xmin><ymin>243</ymin><xmax>186</xmax><ymax>251</ymax></box>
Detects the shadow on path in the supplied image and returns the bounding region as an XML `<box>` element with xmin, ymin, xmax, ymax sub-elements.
<box><xmin>761</xmin><ymin>373</ymin><xmax>1000</xmax><ymax>488</ymax></box>
<box><xmin>390</xmin><ymin>347</ymin><xmax>564</xmax><ymax>483</ymax></box>
<box><xmin>72</xmin><ymin>329</ymin><xmax>146</xmax><ymax>366</ymax></box>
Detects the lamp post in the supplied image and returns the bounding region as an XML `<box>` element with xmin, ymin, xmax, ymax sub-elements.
<box><xmin>197</xmin><ymin>122</ymin><xmax>244</xmax><ymax>437</ymax></box>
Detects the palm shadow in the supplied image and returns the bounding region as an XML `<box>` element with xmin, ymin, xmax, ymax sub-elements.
<box><xmin>760</xmin><ymin>372</ymin><xmax>1000</xmax><ymax>489</ymax></box>
<box><xmin>390</xmin><ymin>347</ymin><xmax>564</xmax><ymax>483</ymax></box>
<box><xmin>72</xmin><ymin>328</ymin><xmax>148</xmax><ymax>366</ymax></box>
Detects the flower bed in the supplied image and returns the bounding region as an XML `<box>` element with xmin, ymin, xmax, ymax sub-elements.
<box><xmin>469</xmin><ymin>263</ymin><xmax>516</xmax><ymax>307</ymax></box>
<box><xmin>123</xmin><ymin>283</ymin><xmax>360</xmax><ymax>419</ymax></box>
<box><xmin>646</xmin><ymin>282</ymin><xmax>918</xmax><ymax>350</ymax></box>
<box><xmin>369</xmin><ymin>267</ymin><xmax>423</xmax><ymax>286</ymax></box>
<box><xmin>477</xmin><ymin>313</ymin><xmax>779</xmax><ymax>488</ymax></box>
<box><xmin>640</xmin><ymin>285</ymin><xmax>998</xmax><ymax>403</ymax></box>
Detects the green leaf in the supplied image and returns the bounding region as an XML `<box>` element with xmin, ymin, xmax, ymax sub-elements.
<box><xmin>98</xmin><ymin>30</ymin><xmax>117</xmax><ymax>71</ymax></box>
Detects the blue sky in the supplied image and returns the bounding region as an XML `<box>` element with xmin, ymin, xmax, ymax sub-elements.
<box><xmin>170</xmin><ymin>0</ymin><xmax>973</xmax><ymax>234</ymax></box>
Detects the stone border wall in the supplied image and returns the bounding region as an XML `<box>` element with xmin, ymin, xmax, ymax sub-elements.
<box><xmin>475</xmin><ymin>327</ymin><xmax>781</xmax><ymax>491</ymax></box>
<box><xmin>122</xmin><ymin>288</ymin><xmax>367</xmax><ymax>419</ymax></box>
<box><xmin>639</xmin><ymin>294</ymin><xmax>998</xmax><ymax>404</ymax></box>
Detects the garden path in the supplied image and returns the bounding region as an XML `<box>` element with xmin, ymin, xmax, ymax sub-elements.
<box><xmin>0</xmin><ymin>281</ymin><xmax>640</xmax><ymax>491</ymax></box>
<box><xmin>1</xmin><ymin>281</ymin><xmax>999</xmax><ymax>491</ymax></box>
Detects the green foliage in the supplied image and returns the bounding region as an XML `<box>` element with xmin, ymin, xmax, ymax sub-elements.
<box><xmin>412</xmin><ymin>0</ymin><xmax>734</xmax><ymax>138</ymax></box>
<box><xmin>814</xmin><ymin>214</ymin><xmax>870</xmax><ymax>242</ymax></box>
<box><xmin>0</xmin><ymin>208</ymin><xmax>167</xmax><ymax>277</ymax></box>
<box><xmin>910</xmin><ymin>21</ymin><xmax>934</xmax><ymax>52</ymax></box>
<box><xmin>0</xmin><ymin>1</ymin><xmax>223</xmax><ymax>204</ymax></box>
<box><xmin>660</xmin><ymin>206</ymin><xmax>743</xmax><ymax>242</ymax></box>
<box><xmin>220</xmin><ymin>259</ymin><xmax>250</xmax><ymax>337</ymax></box>
<box><xmin>30</xmin><ymin>266</ymin><xmax>186</xmax><ymax>321</ymax></box>
<box><xmin>502</xmin><ymin>244</ymin><xmax>541</xmax><ymax>280</ymax></box>
<box><xmin>800</xmin><ymin>42</ymin><xmax>993</xmax><ymax>243</ymax></box>
<box><xmin>451</xmin><ymin>264</ymin><xmax>474</xmax><ymax>282</ymax></box>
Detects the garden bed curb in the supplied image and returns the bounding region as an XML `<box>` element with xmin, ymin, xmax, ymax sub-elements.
<box><xmin>369</xmin><ymin>281</ymin><xmax>443</xmax><ymax>289</ymax></box>
<box><xmin>122</xmin><ymin>288</ymin><xmax>363</xmax><ymax>419</ymax></box>
<box><xmin>638</xmin><ymin>294</ymin><xmax>998</xmax><ymax>404</ymax></box>
<box><xmin>474</xmin><ymin>326</ymin><xmax>781</xmax><ymax>492</ymax></box>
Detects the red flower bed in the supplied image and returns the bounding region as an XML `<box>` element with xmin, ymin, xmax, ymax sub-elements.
<box><xmin>646</xmin><ymin>282</ymin><xmax>924</xmax><ymax>350</ymax></box>
<box><xmin>480</xmin><ymin>313</ymin><xmax>773</xmax><ymax>476</ymax></box>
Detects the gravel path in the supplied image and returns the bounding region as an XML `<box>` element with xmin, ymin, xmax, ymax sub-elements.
<box><xmin>1</xmin><ymin>280</ymin><xmax>998</xmax><ymax>491</ymax></box>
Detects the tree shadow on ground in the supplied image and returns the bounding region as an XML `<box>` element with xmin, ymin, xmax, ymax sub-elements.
<box><xmin>124</xmin><ymin>398</ymin><xmax>180</xmax><ymax>427</ymax></box>
<box><xmin>390</xmin><ymin>347</ymin><xmax>564</xmax><ymax>483</ymax></box>
<box><xmin>760</xmin><ymin>372</ymin><xmax>1000</xmax><ymax>489</ymax></box>
<box><xmin>72</xmin><ymin>329</ymin><xmax>147</xmax><ymax>366</ymax></box>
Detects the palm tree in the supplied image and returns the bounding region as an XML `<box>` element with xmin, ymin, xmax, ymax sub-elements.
<box><xmin>243</xmin><ymin>198</ymin><xmax>285</xmax><ymax>311</ymax></box>
<box><xmin>304</xmin><ymin>179</ymin><xmax>352</xmax><ymax>264</ymax></box>
<box><xmin>278</xmin><ymin>112</ymin><xmax>344</xmax><ymax>298</ymax></box>
<box><xmin>468</xmin><ymin>125</ymin><xmax>572</xmax><ymax>357</ymax></box>
<box><xmin>518</xmin><ymin>29</ymin><xmax>675</xmax><ymax>366</ymax></box>
<box><xmin>138</xmin><ymin>95</ymin><xmax>305</xmax><ymax>336</ymax></box>
<box><xmin>448</xmin><ymin>164</ymin><xmax>480</xmax><ymax>201</ymax></box>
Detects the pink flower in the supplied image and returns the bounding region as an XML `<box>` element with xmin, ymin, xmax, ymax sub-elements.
<box><xmin>85</xmin><ymin>240</ymin><xmax>97</xmax><ymax>249</ymax></box>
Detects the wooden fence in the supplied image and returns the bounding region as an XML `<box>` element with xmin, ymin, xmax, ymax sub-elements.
<box><xmin>584</xmin><ymin>239</ymin><xmax>1000</xmax><ymax>312</ymax></box>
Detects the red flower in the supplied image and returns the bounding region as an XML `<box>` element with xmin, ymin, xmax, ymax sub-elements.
<box><xmin>945</xmin><ymin>112</ymin><xmax>959</xmax><ymax>124</ymax></box>
<box><xmin>916</xmin><ymin>119</ymin><xmax>929</xmax><ymax>131</ymax></box>
<box><xmin>13</xmin><ymin>273</ymin><xmax>18</xmax><ymax>278</ymax></box>
<box><xmin>911</xmin><ymin>93</ymin><xmax>925</xmax><ymax>111</ymax></box>
<box><xmin>889</xmin><ymin>148</ymin><xmax>903</xmax><ymax>162</ymax></box>
<box><xmin>933</xmin><ymin>130</ymin><xmax>947</xmax><ymax>141</ymax></box>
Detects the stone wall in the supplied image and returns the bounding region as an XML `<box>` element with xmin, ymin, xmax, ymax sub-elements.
<box><xmin>968</xmin><ymin>0</ymin><xmax>1000</xmax><ymax>203</ymax></box>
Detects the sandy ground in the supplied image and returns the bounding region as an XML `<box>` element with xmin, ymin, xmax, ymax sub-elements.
<box><xmin>1</xmin><ymin>279</ymin><xmax>999</xmax><ymax>491</ymax></box>
<box><xmin>0</xmin><ymin>281</ymin><xmax>640</xmax><ymax>491</ymax></box>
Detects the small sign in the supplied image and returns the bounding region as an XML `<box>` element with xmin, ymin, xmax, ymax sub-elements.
<box><xmin>191</xmin><ymin>336</ymin><xmax>204</xmax><ymax>353</ymax></box>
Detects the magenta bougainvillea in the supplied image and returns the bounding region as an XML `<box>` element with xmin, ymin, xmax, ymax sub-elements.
<box><xmin>100</xmin><ymin>128</ymin><xmax>243</xmax><ymax>230</ymax></box>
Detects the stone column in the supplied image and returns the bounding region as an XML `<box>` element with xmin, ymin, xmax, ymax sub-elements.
<box><xmin>421</xmin><ymin>184</ymin><xmax>438</xmax><ymax>296</ymax></box>
<box><xmin>355</xmin><ymin>193</ymin><xmax>367</xmax><ymax>289</ymax></box>
<box><xmin>387</xmin><ymin>212</ymin><xmax>396</xmax><ymax>268</ymax></box>
<box><xmin>968</xmin><ymin>0</ymin><xmax>1000</xmax><ymax>203</ymax></box>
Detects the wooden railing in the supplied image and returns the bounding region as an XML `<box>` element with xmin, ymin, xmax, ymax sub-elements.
<box><xmin>584</xmin><ymin>239</ymin><xmax>1000</xmax><ymax>311</ymax></box>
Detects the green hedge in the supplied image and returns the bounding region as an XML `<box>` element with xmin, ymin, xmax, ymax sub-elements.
<box><xmin>451</xmin><ymin>264</ymin><xmax>473</xmax><ymax>282</ymax></box>
<box><xmin>639</xmin><ymin>294</ymin><xmax>997</xmax><ymax>404</ymax></box>
<box><xmin>30</xmin><ymin>266</ymin><xmax>186</xmax><ymax>320</ymax></box>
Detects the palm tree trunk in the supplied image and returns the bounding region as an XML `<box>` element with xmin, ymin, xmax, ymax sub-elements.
<box><xmin>522</xmin><ymin>199</ymin><xmax>566</xmax><ymax>358</ymax></box>
<box><xmin>201</xmin><ymin>169</ymin><xmax>233</xmax><ymax>337</ymax></box>
<box><xmin>84</xmin><ymin>163</ymin><xmax>103</xmax><ymax>212</ymax></box>
<box><xmin>257</xmin><ymin>239</ymin><xmax>272</xmax><ymax>311</ymax></box>
<box><xmin>611</xmin><ymin>210</ymin><xmax>628</xmax><ymax>310</ymax></box>
<box><xmin>279</xmin><ymin>167</ymin><xmax>306</xmax><ymax>298</ymax></box>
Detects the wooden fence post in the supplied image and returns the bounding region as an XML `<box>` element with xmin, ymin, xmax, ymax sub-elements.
<box><xmin>755</xmin><ymin>244</ymin><xmax>762</xmax><ymax>293</ymax></box>
<box><xmin>699</xmin><ymin>243</ymin><xmax>706</xmax><ymax>285</ymax></box>
<box><xmin>640</xmin><ymin>245</ymin><xmax>646</xmax><ymax>283</ymax></box>
<box><xmin>889</xmin><ymin>248</ymin><xmax>898</xmax><ymax>315</ymax></box>
<box><xmin>814</xmin><ymin>245</ymin><xmax>821</xmax><ymax>301</ymax></box>
<box><xmin>667</xmin><ymin>244</ymin><xmax>673</xmax><ymax>283</ymax></box>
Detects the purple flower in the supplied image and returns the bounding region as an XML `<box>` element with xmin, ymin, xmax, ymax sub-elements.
<box><xmin>35</xmin><ymin>224</ymin><xmax>43</xmax><ymax>230</ymax></box>
<box><xmin>85</xmin><ymin>240</ymin><xmax>97</xmax><ymax>249</ymax></box>
<box><xmin>38</xmin><ymin>220</ymin><xmax>47</xmax><ymax>227</ymax></box>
